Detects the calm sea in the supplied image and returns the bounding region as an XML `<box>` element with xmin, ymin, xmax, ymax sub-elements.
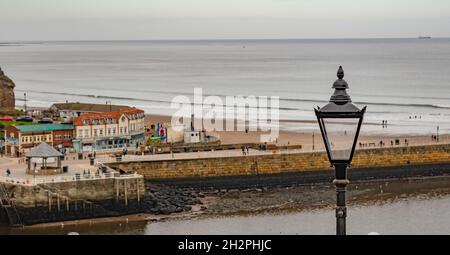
<box><xmin>1</xmin><ymin>39</ymin><xmax>450</xmax><ymax>134</ymax></box>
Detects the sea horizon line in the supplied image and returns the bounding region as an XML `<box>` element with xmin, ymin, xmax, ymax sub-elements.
<box><xmin>1</xmin><ymin>36</ymin><xmax>450</xmax><ymax>44</ymax></box>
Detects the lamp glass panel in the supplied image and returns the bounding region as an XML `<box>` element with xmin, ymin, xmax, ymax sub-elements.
<box><xmin>320</xmin><ymin>117</ymin><xmax>360</xmax><ymax>161</ymax></box>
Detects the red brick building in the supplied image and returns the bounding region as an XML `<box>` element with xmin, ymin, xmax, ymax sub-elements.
<box><xmin>5</xmin><ymin>124</ymin><xmax>74</xmax><ymax>157</ymax></box>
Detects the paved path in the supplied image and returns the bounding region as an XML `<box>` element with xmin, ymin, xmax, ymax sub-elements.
<box><xmin>96</xmin><ymin>140</ymin><xmax>450</xmax><ymax>164</ymax></box>
<box><xmin>0</xmin><ymin>156</ymin><xmax>101</xmax><ymax>185</ymax></box>
<box><xmin>95</xmin><ymin>148</ymin><xmax>306</xmax><ymax>164</ymax></box>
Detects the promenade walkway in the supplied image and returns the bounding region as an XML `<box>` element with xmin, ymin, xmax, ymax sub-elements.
<box><xmin>96</xmin><ymin>139</ymin><xmax>450</xmax><ymax>164</ymax></box>
<box><xmin>0</xmin><ymin>156</ymin><xmax>118</xmax><ymax>186</ymax></box>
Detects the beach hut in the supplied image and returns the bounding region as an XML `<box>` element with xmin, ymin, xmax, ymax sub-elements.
<box><xmin>25</xmin><ymin>142</ymin><xmax>63</xmax><ymax>174</ymax></box>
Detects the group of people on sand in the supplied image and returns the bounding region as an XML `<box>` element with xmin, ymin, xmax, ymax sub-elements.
<box><xmin>360</xmin><ymin>138</ymin><xmax>409</xmax><ymax>148</ymax></box>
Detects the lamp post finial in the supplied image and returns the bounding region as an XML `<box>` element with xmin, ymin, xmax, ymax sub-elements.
<box><xmin>337</xmin><ymin>66</ymin><xmax>344</xmax><ymax>79</ymax></box>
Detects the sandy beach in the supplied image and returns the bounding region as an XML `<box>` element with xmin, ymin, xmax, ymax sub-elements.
<box><xmin>146</xmin><ymin>114</ymin><xmax>449</xmax><ymax>150</ymax></box>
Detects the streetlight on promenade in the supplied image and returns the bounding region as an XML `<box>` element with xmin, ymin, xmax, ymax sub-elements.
<box><xmin>314</xmin><ymin>66</ymin><xmax>366</xmax><ymax>235</ymax></box>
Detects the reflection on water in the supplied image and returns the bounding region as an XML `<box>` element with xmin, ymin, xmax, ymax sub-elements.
<box><xmin>2</xmin><ymin>177</ymin><xmax>450</xmax><ymax>235</ymax></box>
<box><xmin>144</xmin><ymin>196</ymin><xmax>450</xmax><ymax>235</ymax></box>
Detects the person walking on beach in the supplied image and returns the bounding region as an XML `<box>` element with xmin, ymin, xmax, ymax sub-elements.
<box><xmin>241</xmin><ymin>146</ymin><xmax>246</xmax><ymax>156</ymax></box>
<box><xmin>246</xmin><ymin>146</ymin><xmax>249</xmax><ymax>155</ymax></box>
<box><xmin>6</xmin><ymin>168</ymin><xmax>11</xmax><ymax>177</ymax></box>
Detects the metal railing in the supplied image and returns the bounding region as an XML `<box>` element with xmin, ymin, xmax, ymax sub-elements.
<box><xmin>0</xmin><ymin>171</ymin><xmax>118</xmax><ymax>186</ymax></box>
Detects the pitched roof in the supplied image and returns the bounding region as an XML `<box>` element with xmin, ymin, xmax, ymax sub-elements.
<box><xmin>16</xmin><ymin>124</ymin><xmax>74</xmax><ymax>133</ymax></box>
<box><xmin>73</xmin><ymin>107</ymin><xmax>145</xmax><ymax>126</ymax></box>
<box><xmin>51</xmin><ymin>102</ymin><xmax>131</xmax><ymax>113</ymax></box>
<box><xmin>26</xmin><ymin>142</ymin><xmax>63</xmax><ymax>158</ymax></box>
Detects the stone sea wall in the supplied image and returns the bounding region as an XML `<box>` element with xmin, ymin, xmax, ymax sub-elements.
<box><xmin>108</xmin><ymin>144</ymin><xmax>450</xmax><ymax>180</ymax></box>
<box><xmin>5</xmin><ymin>178</ymin><xmax>145</xmax><ymax>208</ymax></box>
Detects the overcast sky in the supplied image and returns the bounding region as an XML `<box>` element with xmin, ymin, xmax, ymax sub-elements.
<box><xmin>1</xmin><ymin>0</ymin><xmax>450</xmax><ymax>41</ymax></box>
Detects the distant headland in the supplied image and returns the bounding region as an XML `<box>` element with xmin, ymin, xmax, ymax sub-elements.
<box><xmin>0</xmin><ymin>66</ymin><xmax>16</xmax><ymax>112</ymax></box>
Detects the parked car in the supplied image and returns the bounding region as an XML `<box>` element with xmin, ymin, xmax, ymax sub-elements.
<box><xmin>0</xmin><ymin>116</ymin><xmax>14</xmax><ymax>121</ymax></box>
<box><xmin>16</xmin><ymin>116</ymin><xmax>33</xmax><ymax>122</ymax></box>
<box><xmin>38</xmin><ymin>118</ymin><xmax>53</xmax><ymax>124</ymax></box>
<box><xmin>61</xmin><ymin>117</ymin><xmax>73</xmax><ymax>124</ymax></box>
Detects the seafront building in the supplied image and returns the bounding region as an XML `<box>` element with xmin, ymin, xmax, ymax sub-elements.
<box><xmin>4</xmin><ymin>124</ymin><xmax>74</xmax><ymax>157</ymax></box>
<box><xmin>72</xmin><ymin>107</ymin><xmax>145</xmax><ymax>152</ymax></box>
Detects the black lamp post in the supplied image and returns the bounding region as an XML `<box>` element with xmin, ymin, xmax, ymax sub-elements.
<box><xmin>314</xmin><ymin>66</ymin><xmax>366</xmax><ymax>235</ymax></box>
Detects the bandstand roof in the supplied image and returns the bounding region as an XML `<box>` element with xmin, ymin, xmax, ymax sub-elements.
<box><xmin>25</xmin><ymin>143</ymin><xmax>63</xmax><ymax>158</ymax></box>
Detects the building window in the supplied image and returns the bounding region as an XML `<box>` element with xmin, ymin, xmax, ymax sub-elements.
<box><xmin>124</xmin><ymin>127</ymin><xmax>127</xmax><ymax>134</ymax></box>
<box><xmin>112</xmin><ymin>128</ymin><xmax>116</xmax><ymax>135</ymax></box>
<box><xmin>64</xmin><ymin>134</ymin><xmax>71</xmax><ymax>140</ymax></box>
<box><xmin>108</xmin><ymin>128</ymin><xmax>111</xmax><ymax>135</ymax></box>
<box><xmin>55</xmin><ymin>134</ymin><xmax>62</xmax><ymax>140</ymax></box>
<box><xmin>120</xmin><ymin>127</ymin><xmax>123</xmax><ymax>134</ymax></box>
<box><xmin>94</xmin><ymin>129</ymin><xmax>98</xmax><ymax>137</ymax></box>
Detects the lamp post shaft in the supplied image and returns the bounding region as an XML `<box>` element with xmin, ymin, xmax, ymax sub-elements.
<box><xmin>333</xmin><ymin>163</ymin><xmax>349</xmax><ymax>235</ymax></box>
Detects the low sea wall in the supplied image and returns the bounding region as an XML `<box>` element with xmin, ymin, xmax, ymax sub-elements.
<box><xmin>107</xmin><ymin>144</ymin><xmax>450</xmax><ymax>180</ymax></box>
<box><xmin>4</xmin><ymin>177</ymin><xmax>145</xmax><ymax>208</ymax></box>
<box><xmin>1</xmin><ymin>175</ymin><xmax>146</xmax><ymax>225</ymax></box>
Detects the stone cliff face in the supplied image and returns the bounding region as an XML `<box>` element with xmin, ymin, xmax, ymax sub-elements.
<box><xmin>0</xmin><ymin>67</ymin><xmax>16</xmax><ymax>110</ymax></box>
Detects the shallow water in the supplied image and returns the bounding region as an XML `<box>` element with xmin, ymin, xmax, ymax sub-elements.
<box><xmin>142</xmin><ymin>196</ymin><xmax>450</xmax><ymax>235</ymax></box>
<box><xmin>3</xmin><ymin>195</ymin><xmax>448</xmax><ymax>235</ymax></box>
